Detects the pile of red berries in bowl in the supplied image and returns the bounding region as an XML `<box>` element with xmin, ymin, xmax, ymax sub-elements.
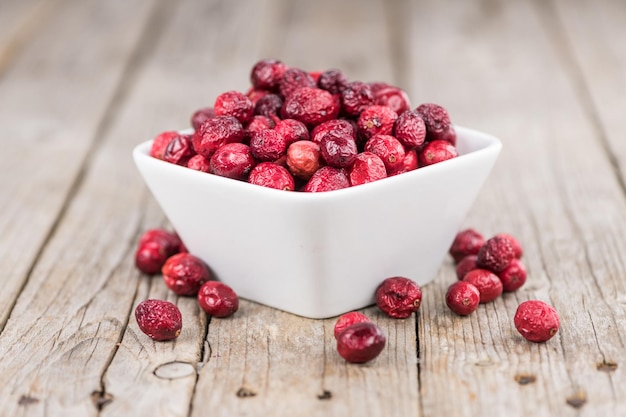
<box><xmin>133</xmin><ymin>59</ymin><xmax>502</xmax><ymax>318</ymax></box>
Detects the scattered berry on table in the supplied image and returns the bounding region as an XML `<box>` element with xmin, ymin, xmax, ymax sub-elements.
<box><xmin>462</xmin><ymin>269</ymin><xmax>503</xmax><ymax>303</ymax></box>
<box><xmin>162</xmin><ymin>253</ymin><xmax>211</xmax><ymax>296</ymax></box>
<box><xmin>514</xmin><ymin>300</ymin><xmax>560</xmax><ymax>343</ymax></box>
<box><xmin>376</xmin><ymin>276</ymin><xmax>422</xmax><ymax>319</ymax></box>
<box><xmin>197</xmin><ymin>281</ymin><xmax>239</xmax><ymax>318</ymax></box>
<box><xmin>445</xmin><ymin>281</ymin><xmax>481</xmax><ymax>316</ymax></box>
<box><xmin>449</xmin><ymin>229</ymin><xmax>485</xmax><ymax>264</ymax></box>
<box><xmin>336</xmin><ymin>322</ymin><xmax>386</xmax><ymax>363</ymax></box>
<box><xmin>135</xmin><ymin>299</ymin><xmax>182</xmax><ymax>341</ymax></box>
<box><xmin>497</xmin><ymin>258</ymin><xmax>527</xmax><ymax>292</ymax></box>
<box><xmin>334</xmin><ymin>312</ymin><xmax>371</xmax><ymax>339</ymax></box>
<box><xmin>477</xmin><ymin>235</ymin><xmax>515</xmax><ymax>273</ymax></box>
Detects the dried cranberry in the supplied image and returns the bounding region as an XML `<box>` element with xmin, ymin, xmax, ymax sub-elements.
<box><xmin>281</xmin><ymin>87</ymin><xmax>339</xmax><ymax>127</ymax></box>
<box><xmin>254</xmin><ymin>94</ymin><xmax>283</xmax><ymax>117</ymax></box>
<box><xmin>376</xmin><ymin>276</ymin><xmax>422</xmax><ymax>319</ymax></box>
<box><xmin>416</xmin><ymin>103</ymin><xmax>451</xmax><ymax>140</ymax></box>
<box><xmin>449</xmin><ymin>229</ymin><xmax>485</xmax><ymax>263</ymax></box>
<box><xmin>244</xmin><ymin>115</ymin><xmax>275</xmax><ymax>141</ymax></box>
<box><xmin>310</xmin><ymin>119</ymin><xmax>356</xmax><ymax>145</ymax></box>
<box><xmin>364</xmin><ymin>134</ymin><xmax>405</xmax><ymax>172</ymax></box>
<box><xmin>336</xmin><ymin>322</ymin><xmax>386</xmax><ymax>363</ymax></box>
<box><xmin>348</xmin><ymin>152</ymin><xmax>387</xmax><ymax>186</ymax></box>
<box><xmin>210</xmin><ymin>143</ymin><xmax>256</xmax><ymax>180</ymax></box>
<box><xmin>456</xmin><ymin>255</ymin><xmax>479</xmax><ymax>280</ymax></box>
<box><xmin>198</xmin><ymin>281</ymin><xmax>239</xmax><ymax>318</ymax></box>
<box><xmin>246</xmin><ymin>88</ymin><xmax>270</xmax><ymax>106</ymax></box>
<box><xmin>214</xmin><ymin>91</ymin><xmax>254</xmax><ymax>124</ymax></box>
<box><xmin>309</xmin><ymin>70</ymin><xmax>322</xmax><ymax>83</ymax></box>
<box><xmin>191</xmin><ymin>107</ymin><xmax>215</xmax><ymax>130</ymax></box>
<box><xmin>388</xmin><ymin>149</ymin><xmax>418</xmax><ymax>176</ymax></box>
<box><xmin>514</xmin><ymin>300</ymin><xmax>560</xmax><ymax>343</ymax></box>
<box><xmin>187</xmin><ymin>154</ymin><xmax>211</xmax><ymax>172</ymax></box>
<box><xmin>357</xmin><ymin>105</ymin><xmax>398</xmax><ymax>140</ymax></box>
<box><xmin>139</xmin><ymin>229</ymin><xmax>182</xmax><ymax>254</ymax></box>
<box><xmin>341</xmin><ymin>81</ymin><xmax>374</xmax><ymax>116</ymax></box>
<box><xmin>333</xmin><ymin>312</ymin><xmax>371</xmax><ymax>339</ymax></box>
<box><xmin>250</xmin><ymin>129</ymin><xmax>288</xmax><ymax>161</ymax></box>
<box><xmin>317</xmin><ymin>69</ymin><xmax>349</xmax><ymax>94</ymax></box>
<box><xmin>304</xmin><ymin>166</ymin><xmax>350</xmax><ymax>192</ymax></box>
<box><xmin>431</xmin><ymin>125</ymin><xmax>457</xmax><ymax>146</ymax></box>
<box><xmin>418</xmin><ymin>140</ymin><xmax>458</xmax><ymax>166</ymax></box>
<box><xmin>162</xmin><ymin>253</ymin><xmax>211</xmax><ymax>296</ymax></box>
<box><xmin>498</xmin><ymin>258</ymin><xmax>527</xmax><ymax>292</ymax></box>
<box><xmin>163</xmin><ymin>134</ymin><xmax>195</xmax><ymax>166</ymax></box>
<box><xmin>135</xmin><ymin>299</ymin><xmax>182</xmax><ymax>341</ymax></box>
<box><xmin>374</xmin><ymin>86</ymin><xmax>412</xmax><ymax>115</ymax></box>
<box><xmin>463</xmin><ymin>269</ymin><xmax>503</xmax><ymax>303</ymax></box>
<box><xmin>445</xmin><ymin>281</ymin><xmax>480</xmax><ymax>316</ymax></box>
<box><xmin>150</xmin><ymin>131</ymin><xmax>179</xmax><ymax>160</ymax></box>
<box><xmin>275</xmin><ymin>119</ymin><xmax>309</xmax><ymax>145</ymax></box>
<box><xmin>477</xmin><ymin>236</ymin><xmax>515</xmax><ymax>273</ymax></box>
<box><xmin>286</xmin><ymin>140</ymin><xmax>322</xmax><ymax>180</ymax></box>
<box><xmin>494</xmin><ymin>233</ymin><xmax>523</xmax><ymax>259</ymax></box>
<box><xmin>279</xmin><ymin>68</ymin><xmax>316</xmax><ymax>98</ymax></box>
<box><xmin>135</xmin><ymin>241</ymin><xmax>169</xmax><ymax>275</ymax></box>
<box><xmin>192</xmin><ymin>116</ymin><xmax>244</xmax><ymax>158</ymax></box>
<box><xmin>248</xmin><ymin>162</ymin><xmax>295</xmax><ymax>191</ymax></box>
<box><xmin>319</xmin><ymin>133</ymin><xmax>358</xmax><ymax>168</ymax></box>
<box><xmin>393</xmin><ymin>110</ymin><xmax>427</xmax><ymax>149</ymax></box>
<box><xmin>250</xmin><ymin>59</ymin><xmax>287</xmax><ymax>91</ymax></box>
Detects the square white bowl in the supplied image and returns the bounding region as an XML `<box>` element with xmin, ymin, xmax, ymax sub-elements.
<box><xmin>133</xmin><ymin>126</ymin><xmax>501</xmax><ymax>318</ymax></box>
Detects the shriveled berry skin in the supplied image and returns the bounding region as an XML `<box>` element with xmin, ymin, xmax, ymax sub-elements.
<box><xmin>163</xmin><ymin>134</ymin><xmax>195</xmax><ymax>166</ymax></box>
<box><xmin>244</xmin><ymin>115</ymin><xmax>275</xmax><ymax>141</ymax></box>
<box><xmin>318</xmin><ymin>69</ymin><xmax>349</xmax><ymax>95</ymax></box>
<box><xmin>139</xmin><ymin>229</ymin><xmax>182</xmax><ymax>254</ymax></box>
<box><xmin>151</xmin><ymin>131</ymin><xmax>179</xmax><ymax>160</ymax></box>
<box><xmin>311</xmin><ymin>119</ymin><xmax>356</xmax><ymax>145</ymax></box>
<box><xmin>304</xmin><ymin>166</ymin><xmax>350</xmax><ymax>192</ymax></box>
<box><xmin>286</xmin><ymin>140</ymin><xmax>322</xmax><ymax>180</ymax></box>
<box><xmin>320</xmin><ymin>134</ymin><xmax>358</xmax><ymax>168</ymax></box>
<box><xmin>192</xmin><ymin>116</ymin><xmax>244</xmax><ymax>158</ymax></box>
<box><xmin>498</xmin><ymin>258</ymin><xmax>527</xmax><ymax>292</ymax></box>
<box><xmin>336</xmin><ymin>322</ymin><xmax>386</xmax><ymax>363</ymax></box>
<box><xmin>388</xmin><ymin>149</ymin><xmax>418</xmax><ymax>176</ymax></box>
<box><xmin>376</xmin><ymin>276</ymin><xmax>422</xmax><ymax>319</ymax></box>
<box><xmin>463</xmin><ymin>269</ymin><xmax>503</xmax><ymax>303</ymax></box>
<box><xmin>191</xmin><ymin>107</ymin><xmax>216</xmax><ymax>130</ymax></box>
<box><xmin>446</xmin><ymin>281</ymin><xmax>480</xmax><ymax>316</ymax></box>
<box><xmin>135</xmin><ymin>241</ymin><xmax>169</xmax><ymax>275</ymax></box>
<box><xmin>214</xmin><ymin>90</ymin><xmax>254</xmax><ymax>124</ymax></box>
<box><xmin>394</xmin><ymin>110</ymin><xmax>427</xmax><ymax>149</ymax></box>
<box><xmin>449</xmin><ymin>229</ymin><xmax>485</xmax><ymax>263</ymax></box>
<box><xmin>309</xmin><ymin>70</ymin><xmax>322</xmax><ymax>83</ymax></box>
<box><xmin>364</xmin><ymin>134</ymin><xmax>406</xmax><ymax>172</ymax></box>
<box><xmin>197</xmin><ymin>281</ymin><xmax>239</xmax><ymax>318</ymax></box>
<box><xmin>418</xmin><ymin>140</ymin><xmax>458</xmax><ymax>166</ymax></box>
<box><xmin>248</xmin><ymin>162</ymin><xmax>295</xmax><ymax>191</ymax></box>
<box><xmin>281</xmin><ymin>87</ymin><xmax>340</xmax><ymax>127</ymax></box>
<box><xmin>250</xmin><ymin>59</ymin><xmax>287</xmax><ymax>91</ymax></box>
<box><xmin>162</xmin><ymin>253</ymin><xmax>211</xmax><ymax>296</ymax></box>
<box><xmin>187</xmin><ymin>154</ymin><xmax>211</xmax><ymax>172</ymax></box>
<box><xmin>250</xmin><ymin>129</ymin><xmax>288</xmax><ymax>162</ymax></box>
<box><xmin>357</xmin><ymin>105</ymin><xmax>398</xmax><ymax>140</ymax></box>
<box><xmin>254</xmin><ymin>94</ymin><xmax>283</xmax><ymax>117</ymax></box>
<box><xmin>416</xmin><ymin>103</ymin><xmax>451</xmax><ymax>140</ymax></box>
<box><xmin>341</xmin><ymin>81</ymin><xmax>375</xmax><ymax>116</ymax></box>
<box><xmin>495</xmin><ymin>233</ymin><xmax>523</xmax><ymax>259</ymax></box>
<box><xmin>275</xmin><ymin>119</ymin><xmax>309</xmax><ymax>145</ymax></box>
<box><xmin>348</xmin><ymin>152</ymin><xmax>387</xmax><ymax>186</ymax></box>
<box><xmin>374</xmin><ymin>86</ymin><xmax>412</xmax><ymax>115</ymax></box>
<box><xmin>333</xmin><ymin>312</ymin><xmax>371</xmax><ymax>339</ymax></box>
<box><xmin>135</xmin><ymin>299</ymin><xmax>182</xmax><ymax>341</ymax></box>
<box><xmin>210</xmin><ymin>143</ymin><xmax>256</xmax><ymax>180</ymax></box>
<box><xmin>431</xmin><ymin>125</ymin><xmax>457</xmax><ymax>146</ymax></box>
<box><xmin>514</xmin><ymin>300</ymin><xmax>560</xmax><ymax>343</ymax></box>
<box><xmin>279</xmin><ymin>68</ymin><xmax>316</xmax><ymax>98</ymax></box>
<box><xmin>246</xmin><ymin>88</ymin><xmax>270</xmax><ymax>106</ymax></box>
<box><xmin>456</xmin><ymin>255</ymin><xmax>478</xmax><ymax>280</ymax></box>
<box><xmin>477</xmin><ymin>236</ymin><xmax>515</xmax><ymax>273</ymax></box>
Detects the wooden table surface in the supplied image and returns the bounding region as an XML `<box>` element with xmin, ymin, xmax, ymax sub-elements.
<box><xmin>1</xmin><ymin>0</ymin><xmax>625</xmax><ymax>416</ymax></box>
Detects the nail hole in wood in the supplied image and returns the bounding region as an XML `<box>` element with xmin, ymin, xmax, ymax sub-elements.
<box><xmin>317</xmin><ymin>390</ymin><xmax>332</xmax><ymax>400</ymax></box>
<box><xmin>566</xmin><ymin>390</ymin><xmax>587</xmax><ymax>409</ymax></box>
<box><xmin>596</xmin><ymin>361</ymin><xmax>618</xmax><ymax>372</ymax></box>
<box><xmin>236</xmin><ymin>387</ymin><xmax>257</xmax><ymax>398</ymax></box>
<box><xmin>514</xmin><ymin>374</ymin><xmax>536</xmax><ymax>385</ymax></box>
<box><xmin>18</xmin><ymin>395</ymin><xmax>39</xmax><ymax>406</ymax></box>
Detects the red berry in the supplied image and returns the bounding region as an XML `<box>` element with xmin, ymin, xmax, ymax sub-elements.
<box><xmin>139</xmin><ymin>229</ymin><xmax>183</xmax><ymax>253</ymax></box>
<box><xmin>375</xmin><ymin>276</ymin><xmax>422</xmax><ymax>319</ymax></box>
<box><xmin>364</xmin><ymin>134</ymin><xmax>405</xmax><ymax>172</ymax></box>
<box><xmin>449</xmin><ymin>229</ymin><xmax>485</xmax><ymax>263</ymax></box>
<box><xmin>250</xmin><ymin>129</ymin><xmax>288</xmax><ymax>162</ymax></box>
<box><xmin>348</xmin><ymin>152</ymin><xmax>387</xmax><ymax>186</ymax></box>
<box><xmin>248</xmin><ymin>162</ymin><xmax>295</xmax><ymax>191</ymax></box>
<box><xmin>336</xmin><ymin>322</ymin><xmax>386</xmax><ymax>363</ymax></box>
<box><xmin>374</xmin><ymin>86</ymin><xmax>412</xmax><ymax>115</ymax></box>
<box><xmin>514</xmin><ymin>300</ymin><xmax>559</xmax><ymax>343</ymax></box>
<box><xmin>341</xmin><ymin>81</ymin><xmax>374</xmax><ymax>116</ymax></box>
<box><xmin>393</xmin><ymin>110</ymin><xmax>426</xmax><ymax>149</ymax></box>
<box><xmin>416</xmin><ymin>103</ymin><xmax>451</xmax><ymax>140</ymax></box>
<box><xmin>368</xmin><ymin>81</ymin><xmax>390</xmax><ymax>94</ymax></box>
<box><xmin>431</xmin><ymin>125</ymin><xmax>457</xmax><ymax>146</ymax></box>
<box><xmin>246</xmin><ymin>88</ymin><xmax>270</xmax><ymax>106</ymax></box>
<box><xmin>279</xmin><ymin>67</ymin><xmax>316</xmax><ymax>98</ymax></box>
<box><xmin>192</xmin><ymin>116</ymin><xmax>244</xmax><ymax>158</ymax></box>
<box><xmin>281</xmin><ymin>87</ymin><xmax>340</xmax><ymax>127</ymax></box>
<box><xmin>254</xmin><ymin>94</ymin><xmax>283</xmax><ymax>117</ymax></box>
<box><xmin>456</xmin><ymin>255</ymin><xmax>478</xmax><ymax>280</ymax></box>
<box><xmin>463</xmin><ymin>269</ymin><xmax>503</xmax><ymax>303</ymax></box>
<box><xmin>357</xmin><ymin>105</ymin><xmax>398</xmax><ymax>140</ymax></box>
<box><xmin>494</xmin><ymin>233</ymin><xmax>523</xmax><ymax>259</ymax></box>
<box><xmin>418</xmin><ymin>140</ymin><xmax>458</xmax><ymax>166</ymax></box>
<box><xmin>135</xmin><ymin>299</ymin><xmax>182</xmax><ymax>341</ymax></box>
<box><xmin>333</xmin><ymin>312</ymin><xmax>371</xmax><ymax>339</ymax></box>
<box><xmin>274</xmin><ymin>119</ymin><xmax>309</xmax><ymax>145</ymax></box>
<box><xmin>197</xmin><ymin>281</ymin><xmax>239</xmax><ymax>318</ymax></box>
<box><xmin>477</xmin><ymin>236</ymin><xmax>515</xmax><ymax>273</ymax></box>
<box><xmin>210</xmin><ymin>143</ymin><xmax>256</xmax><ymax>180</ymax></box>
<box><xmin>286</xmin><ymin>140</ymin><xmax>323</xmax><ymax>180</ymax></box>
<box><xmin>214</xmin><ymin>90</ymin><xmax>254</xmax><ymax>124</ymax></box>
<box><xmin>445</xmin><ymin>281</ymin><xmax>480</xmax><ymax>316</ymax></box>
<box><xmin>250</xmin><ymin>59</ymin><xmax>287</xmax><ymax>91</ymax></box>
<box><xmin>163</xmin><ymin>134</ymin><xmax>195</xmax><ymax>166</ymax></box>
<box><xmin>187</xmin><ymin>154</ymin><xmax>211</xmax><ymax>172</ymax></box>
<box><xmin>162</xmin><ymin>253</ymin><xmax>211</xmax><ymax>296</ymax></box>
<box><xmin>304</xmin><ymin>166</ymin><xmax>350</xmax><ymax>192</ymax></box>
<box><xmin>318</xmin><ymin>69</ymin><xmax>349</xmax><ymax>94</ymax></box>
<box><xmin>135</xmin><ymin>241</ymin><xmax>169</xmax><ymax>275</ymax></box>
<box><xmin>309</xmin><ymin>70</ymin><xmax>322</xmax><ymax>83</ymax></box>
<box><xmin>319</xmin><ymin>133</ymin><xmax>358</xmax><ymax>168</ymax></box>
<box><xmin>388</xmin><ymin>148</ymin><xmax>418</xmax><ymax>176</ymax></box>
<box><xmin>191</xmin><ymin>107</ymin><xmax>215</xmax><ymax>131</ymax></box>
<box><xmin>244</xmin><ymin>115</ymin><xmax>275</xmax><ymax>141</ymax></box>
<box><xmin>497</xmin><ymin>258</ymin><xmax>527</xmax><ymax>292</ymax></box>
<box><xmin>150</xmin><ymin>131</ymin><xmax>179</xmax><ymax>160</ymax></box>
<box><xmin>310</xmin><ymin>119</ymin><xmax>356</xmax><ymax>145</ymax></box>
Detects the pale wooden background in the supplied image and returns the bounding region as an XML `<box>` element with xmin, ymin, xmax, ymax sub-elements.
<box><xmin>1</xmin><ymin>0</ymin><xmax>625</xmax><ymax>416</ymax></box>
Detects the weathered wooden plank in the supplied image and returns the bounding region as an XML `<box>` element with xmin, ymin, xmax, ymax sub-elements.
<box><xmin>406</xmin><ymin>0</ymin><xmax>626</xmax><ymax>416</ymax></box>
<box><xmin>0</xmin><ymin>0</ymin><xmax>50</xmax><ymax>72</ymax></box>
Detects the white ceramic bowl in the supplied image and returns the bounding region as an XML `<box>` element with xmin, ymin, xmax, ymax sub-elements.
<box><xmin>133</xmin><ymin>126</ymin><xmax>501</xmax><ymax>318</ymax></box>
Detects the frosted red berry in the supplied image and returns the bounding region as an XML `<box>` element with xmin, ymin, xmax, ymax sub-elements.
<box><xmin>281</xmin><ymin>87</ymin><xmax>339</xmax><ymax>127</ymax></box>
<box><xmin>135</xmin><ymin>229</ymin><xmax>182</xmax><ymax>274</ymax></box>
<box><xmin>163</xmin><ymin>134</ymin><xmax>195</xmax><ymax>166</ymax></box>
<box><xmin>150</xmin><ymin>131</ymin><xmax>179</xmax><ymax>160</ymax></box>
<box><xmin>244</xmin><ymin>115</ymin><xmax>275</xmax><ymax>141</ymax></box>
<box><xmin>334</xmin><ymin>312</ymin><xmax>371</xmax><ymax>339</ymax></box>
<box><xmin>248</xmin><ymin>162</ymin><xmax>295</xmax><ymax>191</ymax></box>
<box><xmin>139</xmin><ymin>229</ymin><xmax>182</xmax><ymax>253</ymax></box>
<box><xmin>449</xmin><ymin>229</ymin><xmax>485</xmax><ymax>263</ymax></box>
<box><xmin>319</xmin><ymin>133</ymin><xmax>358</xmax><ymax>168</ymax></box>
<box><xmin>419</xmin><ymin>140</ymin><xmax>458</xmax><ymax>166</ymax></box>
<box><xmin>250</xmin><ymin>129</ymin><xmax>288</xmax><ymax>162</ymax></box>
<box><xmin>446</xmin><ymin>281</ymin><xmax>480</xmax><ymax>316</ymax></box>
<box><xmin>348</xmin><ymin>152</ymin><xmax>387</xmax><ymax>186</ymax></box>
<box><xmin>374</xmin><ymin>86</ymin><xmax>412</xmax><ymax>115</ymax></box>
<box><xmin>197</xmin><ymin>281</ymin><xmax>239</xmax><ymax>318</ymax></box>
<box><xmin>416</xmin><ymin>103</ymin><xmax>451</xmax><ymax>140</ymax></box>
<box><xmin>376</xmin><ymin>276</ymin><xmax>422</xmax><ymax>319</ymax></box>
<box><xmin>135</xmin><ymin>299</ymin><xmax>182</xmax><ymax>341</ymax></box>
<box><xmin>254</xmin><ymin>94</ymin><xmax>283</xmax><ymax>117</ymax></box>
<box><xmin>318</xmin><ymin>68</ymin><xmax>349</xmax><ymax>94</ymax></box>
<box><xmin>210</xmin><ymin>142</ymin><xmax>256</xmax><ymax>180</ymax></box>
<box><xmin>477</xmin><ymin>236</ymin><xmax>515</xmax><ymax>273</ymax></box>
<box><xmin>336</xmin><ymin>322</ymin><xmax>386</xmax><ymax>363</ymax></box>
<box><xmin>357</xmin><ymin>105</ymin><xmax>398</xmax><ymax>140</ymax></box>
<box><xmin>463</xmin><ymin>269</ymin><xmax>503</xmax><ymax>303</ymax></box>
<box><xmin>498</xmin><ymin>258</ymin><xmax>527</xmax><ymax>292</ymax></box>
<box><xmin>275</xmin><ymin>119</ymin><xmax>309</xmax><ymax>145</ymax></box>
<box><xmin>286</xmin><ymin>140</ymin><xmax>322</xmax><ymax>180</ymax></box>
<box><xmin>279</xmin><ymin>67</ymin><xmax>316</xmax><ymax>98</ymax></box>
<box><xmin>393</xmin><ymin>110</ymin><xmax>427</xmax><ymax>149</ymax></box>
<box><xmin>304</xmin><ymin>166</ymin><xmax>350</xmax><ymax>192</ymax></box>
<box><xmin>431</xmin><ymin>125</ymin><xmax>457</xmax><ymax>146</ymax></box>
<box><xmin>456</xmin><ymin>255</ymin><xmax>478</xmax><ymax>280</ymax></box>
<box><xmin>162</xmin><ymin>253</ymin><xmax>211</xmax><ymax>296</ymax></box>
<box><xmin>341</xmin><ymin>81</ymin><xmax>375</xmax><ymax>116</ymax></box>
<box><xmin>192</xmin><ymin>116</ymin><xmax>244</xmax><ymax>158</ymax></box>
<box><xmin>187</xmin><ymin>154</ymin><xmax>211</xmax><ymax>172</ymax></box>
<box><xmin>214</xmin><ymin>91</ymin><xmax>254</xmax><ymax>124</ymax></box>
<box><xmin>364</xmin><ymin>134</ymin><xmax>406</xmax><ymax>172</ymax></box>
<box><xmin>388</xmin><ymin>148</ymin><xmax>418</xmax><ymax>176</ymax></box>
<box><xmin>311</xmin><ymin>119</ymin><xmax>356</xmax><ymax>145</ymax></box>
<box><xmin>514</xmin><ymin>300</ymin><xmax>559</xmax><ymax>343</ymax></box>
<box><xmin>250</xmin><ymin>59</ymin><xmax>287</xmax><ymax>91</ymax></box>
<box><xmin>495</xmin><ymin>233</ymin><xmax>523</xmax><ymax>259</ymax></box>
<box><xmin>191</xmin><ymin>107</ymin><xmax>215</xmax><ymax>130</ymax></box>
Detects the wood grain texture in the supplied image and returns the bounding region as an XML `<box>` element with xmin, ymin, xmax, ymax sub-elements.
<box><xmin>407</xmin><ymin>0</ymin><xmax>626</xmax><ymax>415</ymax></box>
